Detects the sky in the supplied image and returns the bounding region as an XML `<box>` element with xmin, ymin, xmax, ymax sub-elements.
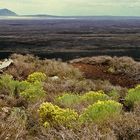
<box><xmin>0</xmin><ymin>0</ymin><xmax>140</xmax><ymax>16</ymax></box>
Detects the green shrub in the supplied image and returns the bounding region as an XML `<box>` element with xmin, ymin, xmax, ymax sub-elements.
<box><xmin>18</xmin><ymin>80</ymin><xmax>31</xmax><ymax>92</ymax></box>
<box><xmin>56</xmin><ymin>91</ymin><xmax>109</xmax><ymax>109</ymax></box>
<box><xmin>0</xmin><ymin>74</ymin><xmax>20</xmax><ymax>96</ymax></box>
<box><xmin>20</xmin><ymin>81</ymin><xmax>46</xmax><ymax>101</ymax></box>
<box><xmin>56</xmin><ymin>93</ymin><xmax>81</xmax><ymax>107</ymax></box>
<box><xmin>125</xmin><ymin>85</ymin><xmax>140</xmax><ymax>107</ymax></box>
<box><xmin>79</xmin><ymin>100</ymin><xmax>122</xmax><ymax>124</ymax></box>
<box><xmin>38</xmin><ymin>102</ymin><xmax>78</xmax><ymax>128</ymax></box>
<box><xmin>0</xmin><ymin>73</ymin><xmax>46</xmax><ymax>101</ymax></box>
<box><xmin>27</xmin><ymin>72</ymin><xmax>47</xmax><ymax>83</ymax></box>
<box><xmin>81</xmin><ymin>91</ymin><xmax>109</xmax><ymax>104</ymax></box>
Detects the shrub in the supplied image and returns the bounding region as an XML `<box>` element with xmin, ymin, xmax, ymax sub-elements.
<box><xmin>109</xmin><ymin>56</ymin><xmax>140</xmax><ymax>77</ymax></box>
<box><xmin>56</xmin><ymin>93</ymin><xmax>81</xmax><ymax>107</ymax></box>
<box><xmin>0</xmin><ymin>74</ymin><xmax>46</xmax><ymax>102</ymax></box>
<box><xmin>81</xmin><ymin>91</ymin><xmax>109</xmax><ymax>104</ymax></box>
<box><xmin>27</xmin><ymin>72</ymin><xmax>47</xmax><ymax>83</ymax></box>
<box><xmin>55</xmin><ymin>91</ymin><xmax>109</xmax><ymax>110</ymax></box>
<box><xmin>38</xmin><ymin>102</ymin><xmax>78</xmax><ymax>128</ymax></box>
<box><xmin>18</xmin><ymin>80</ymin><xmax>31</xmax><ymax>92</ymax></box>
<box><xmin>0</xmin><ymin>74</ymin><xmax>20</xmax><ymax>96</ymax></box>
<box><xmin>79</xmin><ymin>100</ymin><xmax>122</xmax><ymax>124</ymax></box>
<box><xmin>20</xmin><ymin>81</ymin><xmax>46</xmax><ymax>101</ymax></box>
<box><xmin>125</xmin><ymin>85</ymin><xmax>140</xmax><ymax>107</ymax></box>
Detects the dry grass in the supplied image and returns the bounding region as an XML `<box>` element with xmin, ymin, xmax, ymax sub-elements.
<box><xmin>0</xmin><ymin>108</ymin><xmax>27</xmax><ymax>140</ymax></box>
<box><xmin>111</xmin><ymin>112</ymin><xmax>140</xmax><ymax>140</ymax></box>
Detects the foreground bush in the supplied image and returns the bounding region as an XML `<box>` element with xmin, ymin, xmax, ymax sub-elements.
<box><xmin>0</xmin><ymin>73</ymin><xmax>46</xmax><ymax>102</ymax></box>
<box><xmin>80</xmin><ymin>100</ymin><xmax>122</xmax><ymax>124</ymax></box>
<box><xmin>0</xmin><ymin>74</ymin><xmax>20</xmax><ymax>96</ymax></box>
<box><xmin>18</xmin><ymin>72</ymin><xmax>47</xmax><ymax>101</ymax></box>
<box><xmin>125</xmin><ymin>85</ymin><xmax>140</xmax><ymax>107</ymax></box>
<box><xmin>20</xmin><ymin>81</ymin><xmax>46</xmax><ymax>101</ymax></box>
<box><xmin>38</xmin><ymin>102</ymin><xmax>78</xmax><ymax>128</ymax></box>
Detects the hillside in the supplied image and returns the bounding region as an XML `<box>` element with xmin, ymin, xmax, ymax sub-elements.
<box><xmin>70</xmin><ymin>56</ymin><xmax>140</xmax><ymax>87</ymax></box>
<box><xmin>0</xmin><ymin>8</ymin><xmax>17</xmax><ymax>16</ymax></box>
<box><xmin>0</xmin><ymin>54</ymin><xmax>140</xmax><ymax>139</ymax></box>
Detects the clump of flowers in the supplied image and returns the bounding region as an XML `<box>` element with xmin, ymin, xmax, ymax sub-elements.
<box><xmin>81</xmin><ymin>91</ymin><xmax>109</xmax><ymax>104</ymax></box>
<box><xmin>79</xmin><ymin>100</ymin><xmax>122</xmax><ymax>124</ymax></box>
<box><xmin>27</xmin><ymin>72</ymin><xmax>47</xmax><ymax>83</ymax></box>
<box><xmin>125</xmin><ymin>85</ymin><xmax>140</xmax><ymax>107</ymax></box>
<box><xmin>38</xmin><ymin>102</ymin><xmax>78</xmax><ymax>128</ymax></box>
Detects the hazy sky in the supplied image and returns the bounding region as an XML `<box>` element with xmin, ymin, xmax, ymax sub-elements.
<box><xmin>0</xmin><ymin>0</ymin><xmax>140</xmax><ymax>16</ymax></box>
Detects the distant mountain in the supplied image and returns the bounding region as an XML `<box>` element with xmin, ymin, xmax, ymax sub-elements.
<box><xmin>0</xmin><ymin>9</ymin><xmax>139</xmax><ymax>20</ymax></box>
<box><xmin>0</xmin><ymin>8</ymin><xmax>17</xmax><ymax>16</ymax></box>
<box><xmin>23</xmin><ymin>15</ymin><xmax>140</xmax><ymax>20</ymax></box>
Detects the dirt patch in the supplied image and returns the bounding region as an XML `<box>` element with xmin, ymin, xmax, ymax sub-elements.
<box><xmin>72</xmin><ymin>63</ymin><xmax>138</xmax><ymax>88</ymax></box>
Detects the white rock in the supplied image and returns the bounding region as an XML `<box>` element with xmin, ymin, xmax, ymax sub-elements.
<box><xmin>0</xmin><ymin>59</ymin><xmax>13</xmax><ymax>70</ymax></box>
<box><xmin>50</xmin><ymin>76</ymin><xmax>59</xmax><ymax>81</ymax></box>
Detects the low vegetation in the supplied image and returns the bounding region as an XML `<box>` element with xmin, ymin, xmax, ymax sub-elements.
<box><xmin>125</xmin><ymin>85</ymin><xmax>140</xmax><ymax>108</ymax></box>
<box><xmin>79</xmin><ymin>100</ymin><xmax>122</xmax><ymax>124</ymax></box>
<box><xmin>0</xmin><ymin>54</ymin><xmax>140</xmax><ymax>140</ymax></box>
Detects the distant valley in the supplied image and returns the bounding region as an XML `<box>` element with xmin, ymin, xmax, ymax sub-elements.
<box><xmin>0</xmin><ymin>9</ymin><xmax>140</xmax><ymax>61</ymax></box>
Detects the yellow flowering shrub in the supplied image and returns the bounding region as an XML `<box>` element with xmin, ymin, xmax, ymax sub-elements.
<box><xmin>20</xmin><ymin>81</ymin><xmax>46</xmax><ymax>101</ymax></box>
<box><xmin>27</xmin><ymin>72</ymin><xmax>47</xmax><ymax>83</ymax></box>
<box><xmin>125</xmin><ymin>85</ymin><xmax>140</xmax><ymax>107</ymax></box>
<box><xmin>79</xmin><ymin>100</ymin><xmax>122</xmax><ymax>124</ymax></box>
<box><xmin>81</xmin><ymin>91</ymin><xmax>109</xmax><ymax>104</ymax></box>
<box><xmin>38</xmin><ymin>102</ymin><xmax>78</xmax><ymax>128</ymax></box>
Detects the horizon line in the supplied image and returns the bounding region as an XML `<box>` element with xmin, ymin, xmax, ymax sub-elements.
<box><xmin>1</xmin><ymin>8</ymin><xmax>140</xmax><ymax>17</ymax></box>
